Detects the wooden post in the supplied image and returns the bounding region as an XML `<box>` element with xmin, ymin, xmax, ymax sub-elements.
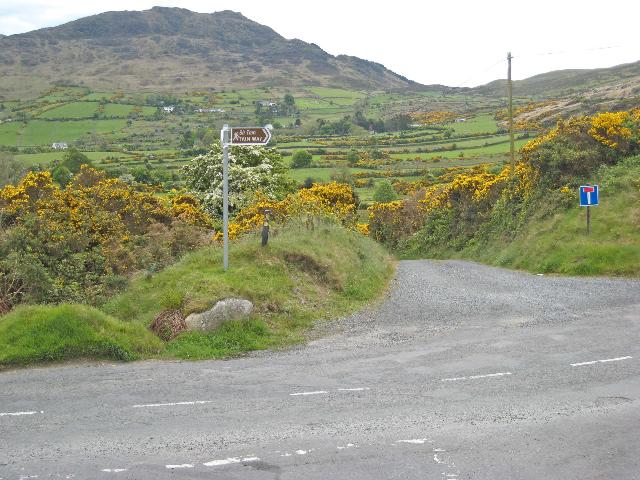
<box><xmin>261</xmin><ymin>209</ymin><xmax>271</xmax><ymax>247</ymax></box>
<box><xmin>507</xmin><ymin>52</ymin><xmax>515</xmax><ymax>176</ymax></box>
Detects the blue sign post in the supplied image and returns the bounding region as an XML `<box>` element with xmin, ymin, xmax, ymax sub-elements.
<box><xmin>579</xmin><ymin>185</ymin><xmax>599</xmax><ymax>235</ymax></box>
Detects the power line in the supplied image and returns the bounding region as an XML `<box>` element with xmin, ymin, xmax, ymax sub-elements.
<box><xmin>519</xmin><ymin>45</ymin><xmax>624</xmax><ymax>58</ymax></box>
<box><xmin>451</xmin><ymin>57</ymin><xmax>505</xmax><ymax>89</ymax></box>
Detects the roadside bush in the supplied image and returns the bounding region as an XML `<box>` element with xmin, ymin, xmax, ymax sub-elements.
<box><xmin>219</xmin><ymin>182</ymin><xmax>359</xmax><ymax>240</ymax></box>
<box><xmin>0</xmin><ymin>168</ymin><xmax>213</xmax><ymax>310</ymax></box>
<box><xmin>377</xmin><ymin>110</ymin><xmax>640</xmax><ymax>256</ymax></box>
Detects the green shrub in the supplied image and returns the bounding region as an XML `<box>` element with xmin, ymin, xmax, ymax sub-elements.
<box><xmin>291</xmin><ymin>150</ymin><xmax>312</xmax><ymax>168</ymax></box>
<box><xmin>0</xmin><ymin>304</ymin><xmax>162</xmax><ymax>366</ymax></box>
<box><xmin>373</xmin><ymin>180</ymin><xmax>399</xmax><ymax>203</ymax></box>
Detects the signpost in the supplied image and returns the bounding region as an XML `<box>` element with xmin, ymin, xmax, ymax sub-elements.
<box><xmin>220</xmin><ymin>125</ymin><xmax>272</xmax><ymax>271</ymax></box>
<box><xmin>579</xmin><ymin>184</ymin><xmax>599</xmax><ymax>235</ymax></box>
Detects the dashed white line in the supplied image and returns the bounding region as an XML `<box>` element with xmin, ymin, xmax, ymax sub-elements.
<box><xmin>289</xmin><ymin>390</ymin><xmax>328</xmax><ymax>396</ymax></box>
<box><xmin>397</xmin><ymin>438</ymin><xmax>430</xmax><ymax>444</ymax></box>
<box><xmin>571</xmin><ymin>356</ymin><xmax>632</xmax><ymax>367</ymax></box>
<box><xmin>337</xmin><ymin>443</ymin><xmax>356</xmax><ymax>450</ymax></box>
<box><xmin>0</xmin><ymin>410</ymin><xmax>43</xmax><ymax>417</ymax></box>
<box><xmin>203</xmin><ymin>457</ymin><xmax>259</xmax><ymax>467</ymax></box>
<box><xmin>101</xmin><ymin>469</ymin><xmax>127</xmax><ymax>473</ymax></box>
<box><xmin>441</xmin><ymin>372</ymin><xmax>512</xmax><ymax>382</ymax></box>
<box><xmin>165</xmin><ymin>464</ymin><xmax>194</xmax><ymax>469</ymax></box>
<box><xmin>132</xmin><ymin>400</ymin><xmax>211</xmax><ymax>408</ymax></box>
<box><xmin>337</xmin><ymin>388</ymin><xmax>370</xmax><ymax>392</ymax></box>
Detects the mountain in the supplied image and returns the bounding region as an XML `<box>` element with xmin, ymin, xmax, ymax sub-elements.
<box><xmin>471</xmin><ymin>60</ymin><xmax>640</xmax><ymax>98</ymax></box>
<box><xmin>0</xmin><ymin>7</ymin><xmax>423</xmax><ymax>98</ymax></box>
<box><xmin>469</xmin><ymin>60</ymin><xmax>640</xmax><ymax>125</ymax></box>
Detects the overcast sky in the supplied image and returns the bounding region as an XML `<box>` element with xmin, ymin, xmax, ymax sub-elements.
<box><xmin>1</xmin><ymin>0</ymin><xmax>638</xmax><ymax>87</ymax></box>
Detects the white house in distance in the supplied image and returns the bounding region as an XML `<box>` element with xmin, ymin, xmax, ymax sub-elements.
<box><xmin>163</xmin><ymin>106</ymin><xmax>175</xmax><ymax>113</ymax></box>
<box><xmin>51</xmin><ymin>142</ymin><xmax>68</xmax><ymax>150</ymax></box>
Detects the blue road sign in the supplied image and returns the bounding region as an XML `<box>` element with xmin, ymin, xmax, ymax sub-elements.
<box><xmin>579</xmin><ymin>185</ymin><xmax>599</xmax><ymax>206</ymax></box>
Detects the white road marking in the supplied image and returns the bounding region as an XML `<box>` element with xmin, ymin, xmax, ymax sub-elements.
<box><xmin>165</xmin><ymin>464</ymin><xmax>194</xmax><ymax>469</ymax></box>
<box><xmin>441</xmin><ymin>372</ymin><xmax>512</xmax><ymax>382</ymax></box>
<box><xmin>397</xmin><ymin>438</ymin><xmax>429</xmax><ymax>444</ymax></box>
<box><xmin>295</xmin><ymin>449</ymin><xmax>313</xmax><ymax>455</ymax></box>
<box><xmin>289</xmin><ymin>390</ymin><xmax>328</xmax><ymax>396</ymax></box>
<box><xmin>571</xmin><ymin>356</ymin><xmax>632</xmax><ymax>367</ymax></box>
<box><xmin>101</xmin><ymin>469</ymin><xmax>127</xmax><ymax>473</ymax></box>
<box><xmin>337</xmin><ymin>443</ymin><xmax>356</xmax><ymax>450</ymax></box>
<box><xmin>434</xmin><ymin>453</ymin><xmax>444</xmax><ymax>464</ymax></box>
<box><xmin>132</xmin><ymin>400</ymin><xmax>211</xmax><ymax>408</ymax></box>
<box><xmin>203</xmin><ymin>457</ymin><xmax>259</xmax><ymax>467</ymax></box>
<box><xmin>0</xmin><ymin>410</ymin><xmax>43</xmax><ymax>417</ymax></box>
<box><xmin>337</xmin><ymin>388</ymin><xmax>370</xmax><ymax>392</ymax></box>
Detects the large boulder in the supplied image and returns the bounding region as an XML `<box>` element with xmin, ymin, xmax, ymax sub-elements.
<box><xmin>185</xmin><ymin>298</ymin><xmax>254</xmax><ymax>332</ymax></box>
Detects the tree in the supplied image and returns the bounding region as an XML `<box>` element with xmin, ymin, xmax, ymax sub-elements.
<box><xmin>179</xmin><ymin>130</ymin><xmax>195</xmax><ymax>149</ymax></box>
<box><xmin>291</xmin><ymin>150</ymin><xmax>312</xmax><ymax>168</ymax></box>
<box><xmin>61</xmin><ymin>148</ymin><xmax>92</xmax><ymax>173</ymax></box>
<box><xmin>0</xmin><ymin>153</ymin><xmax>25</xmax><ymax>188</ymax></box>
<box><xmin>51</xmin><ymin>165</ymin><xmax>72</xmax><ymax>187</ymax></box>
<box><xmin>131</xmin><ymin>166</ymin><xmax>153</xmax><ymax>184</ymax></box>
<box><xmin>347</xmin><ymin>149</ymin><xmax>359</xmax><ymax>165</ymax></box>
<box><xmin>182</xmin><ymin>142</ymin><xmax>295</xmax><ymax>216</ymax></box>
<box><xmin>283</xmin><ymin>94</ymin><xmax>296</xmax><ymax>115</ymax></box>
<box><xmin>384</xmin><ymin>114</ymin><xmax>411</xmax><ymax>132</ymax></box>
<box><xmin>373</xmin><ymin>180</ymin><xmax>399</xmax><ymax>203</ymax></box>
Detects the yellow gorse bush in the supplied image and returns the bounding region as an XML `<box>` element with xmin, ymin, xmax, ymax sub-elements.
<box><xmin>588</xmin><ymin>111</ymin><xmax>633</xmax><ymax>149</ymax></box>
<box><xmin>0</xmin><ymin>167</ymin><xmax>212</xmax><ymax>267</ymax></box>
<box><xmin>217</xmin><ymin>182</ymin><xmax>358</xmax><ymax>240</ymax></box>
<box><xmin>522</xmin><ymin>110</ymin><xmax>639</xmax><ymax>153</ymax></box>
<box><xmin>367</xmin><ymin>162</ymin><xmax>536</xmax><ymax>246</ymax></box>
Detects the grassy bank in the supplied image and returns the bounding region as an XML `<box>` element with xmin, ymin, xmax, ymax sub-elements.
<box><xmin>472</xmin><ymin>156</ymin><xmax>640</xmax><ymax>276</ymax></box>
<box><xmin>404</xmin><ymin>156</ymin><xmax>640</xmax><ymax>277</ymax></box>
<box><xmin>0</xmin><ymin>221</ymin><xmax>394</xmax><ymax>367</ymax></box>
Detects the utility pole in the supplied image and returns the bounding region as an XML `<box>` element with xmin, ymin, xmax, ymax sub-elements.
<box><xmin>507</xmin><ymin>52</ymin><xmax>515</xmax><ymax>175</ymax></box>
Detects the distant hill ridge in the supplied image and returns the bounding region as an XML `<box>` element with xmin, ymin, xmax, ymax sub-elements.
<box><xmin>0</xmin><ymin>6</ymin><xmax>423</xmax><ymax>97</ymax></box>
<box><xmin>471</xmin><ymin>60</ymin><xmax>640</xmax><ymax>98</ymax></box>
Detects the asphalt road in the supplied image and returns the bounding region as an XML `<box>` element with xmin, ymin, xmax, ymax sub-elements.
<box><xmin>1</xmin><ymin>260</ymin><xmax>640</xmax><ymax>480</ymax></box>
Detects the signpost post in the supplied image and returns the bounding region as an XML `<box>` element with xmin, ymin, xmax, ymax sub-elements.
<box><xmin>219</xmin><ymin>126</ymin><xmax>272</xmax><ymax>271</ymax></box>
<box><xmin>579</xmin><ymin>184</ymin><xmax>599</xmax><ymax>235</ymax></box>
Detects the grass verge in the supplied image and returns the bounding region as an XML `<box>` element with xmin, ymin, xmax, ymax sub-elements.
<box><xmin>0</xmin><ymin>221</ymin><xmax>394</xmax><ymax>367</ymax></box>
<box><xmin>0</xmin><ymin>304</ymin><xmax>162</xmax><ymax>366</ymax></box>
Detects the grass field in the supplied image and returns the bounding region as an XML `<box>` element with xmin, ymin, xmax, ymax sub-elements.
<box><xmin>0</xmin><ymin>122</ymin><xmax>21</xmax><ymax>145</ymax></box>
<box><xmin>15</xmin><ymin>150</ymin><xmax>133</xmax><ymax>166</ymax></box>
<box><xmin>20</xmin><ymin>119</ymin><xmax>127</xmax><ymax>146</ymax></box>
<box><xmin>2</xmin><ymin>84</ymin><xmax>534</xmax><ymax>209</ymax></box>
<box><xmin>39</xmin><ymin>101</ymin><xmax>100</xmax><ymax>119</ymax></box>
<box><xmin>448</xmin><ymin>114</ymin><xmax>501</xmax><ymax>134</ymax></box>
